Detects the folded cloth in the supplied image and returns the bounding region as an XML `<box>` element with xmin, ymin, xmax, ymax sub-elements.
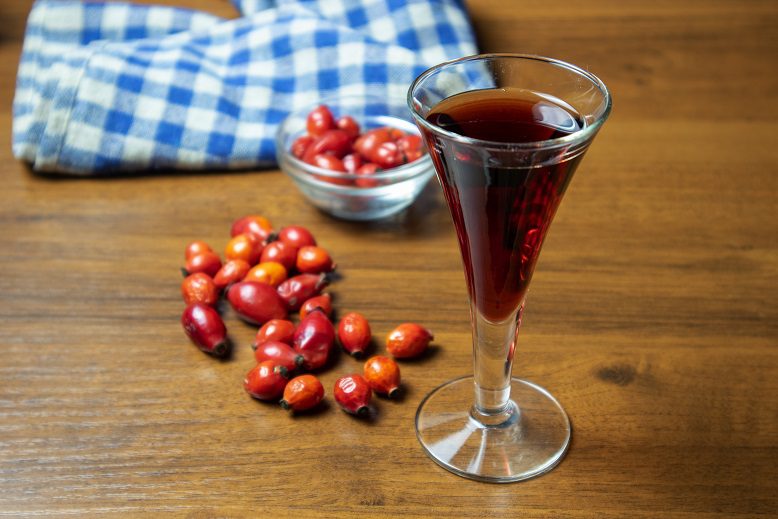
<box><xmin>12</xmin><ymin>0</ymin><xmax>477</xmax><ymax>174</ymax></box>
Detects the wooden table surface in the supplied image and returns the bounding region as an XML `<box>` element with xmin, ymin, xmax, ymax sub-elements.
<box><xmin>1</xmin><ymin>0</ymin><xmax>776</xmax><ymax>517</ymax></box>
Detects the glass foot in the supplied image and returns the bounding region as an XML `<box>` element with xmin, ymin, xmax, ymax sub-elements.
<box><xmin>415</xmin><ymin>376</ymin><xmax>571</xmax><ymax>483</ymax></box>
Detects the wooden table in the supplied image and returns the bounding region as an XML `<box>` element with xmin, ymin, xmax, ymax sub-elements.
<box><xmin>1</xmin><ymin>1</ymin><xmax>776</xmax><ymax>517</ymax></box>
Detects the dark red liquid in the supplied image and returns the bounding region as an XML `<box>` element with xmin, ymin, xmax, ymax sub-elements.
<box><xmin>423</xmin><ymin>88</ymin><xmax>585</xmax><ymax>321</ymax></box>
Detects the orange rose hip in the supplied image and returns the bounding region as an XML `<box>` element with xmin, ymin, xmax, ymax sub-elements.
<box><xmin>280</xmin><ymin>374</ymin><xmax>324</xmax><ymax>412</ymax></box>
<box><xmin>363</xmin><ymin>355</ymin><xmax>401</xmax><ymax>398</ymax></box>
<box><xmin>386</xmin><ymin>323</ymin><xmax>433</xmax><ymax>359</ymax></box>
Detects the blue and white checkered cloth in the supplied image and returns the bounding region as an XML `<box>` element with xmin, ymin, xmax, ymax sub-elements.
<box><xmin>12</xmin><ymin>0</ymin><xmax>476</xmax><ymax>174</ymax></box>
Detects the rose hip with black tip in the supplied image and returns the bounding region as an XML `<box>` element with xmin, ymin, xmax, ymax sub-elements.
<box><xmin>181</xmin><ymin>303</ymin><xmax>230</xmax><ymax>357</ymax></box>
<box><xmin>293</xmin><ymin>309</ymin><xmax>335</xmax><ymax>371</ymax></box>
<box><xmin>334</xmin><ymin>374</ymin><xmax>372</xmax><ymax>416</ymax></box>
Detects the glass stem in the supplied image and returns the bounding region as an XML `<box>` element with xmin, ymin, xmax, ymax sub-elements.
<box><xmin>470</xmin><ymin>301</ymin><xmax>524</xmax><ymax>424</ymax></box>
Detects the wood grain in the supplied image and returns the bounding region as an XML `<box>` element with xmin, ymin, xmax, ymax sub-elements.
<box><xmin>1</xmin><ymin>0</ymin><xmax>776</xmax><ymax>517</ymax></box>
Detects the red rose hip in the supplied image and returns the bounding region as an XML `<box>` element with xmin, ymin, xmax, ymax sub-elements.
<box><xmin>244</xmin><ymin>361</ymin><xmax>289</xmax><ymax>401</ymax></box>
<box><xmin>254</xmin><ymin>340</ymin><xmax>304</xmax><ymax>372</ymax></box>
<box><xmin>277</xmin><ymin>225</ymin><xmax>317</xmax><ymax>249</ymax></box>
<box><xmin>227</xmin><ymin>281</ymin><xmax>288</xmax><ymax>325</ymax></box>
<box><xmin>277</xmin><ymin>273</ymin><xmax>329</xmax><ymax>311</ymax></box>
<box><xmin>334</xmin><ymin>374</ymin><xmax>372</xmax><ymax>416</ymax></box>
<box><xmin>337</xmin><ymin>312</ymin><xmax>371</xmax><ymax>357</ymax></box>
<box><xmin>296</xmin><ymin>246</ymin><xmax>334</xmax><ymax>274</ymax></box>
<box><xmin>181</xmin><ymin>303</ymin><xmax>230</xmax><ymax>357</ymax></box>
<box><xmin>293</xmin><ymin>309</ymin><xmax>335</xmax><ymax>370</ymax></box>
<box><xmin>299</xmin><ymin>293</ymin><xmax>333</xmax><ymax>319</ymax></box>
<box><xmin>254</xmin><ymin>319</ymin><xmax>296</xmax><ymax>347</ymax></box>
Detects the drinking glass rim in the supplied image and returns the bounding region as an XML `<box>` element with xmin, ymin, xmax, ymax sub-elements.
<box><xmin>407</xmin><ymin>53</ymin><xmax>613</xmax><ymax>151</ymax></box>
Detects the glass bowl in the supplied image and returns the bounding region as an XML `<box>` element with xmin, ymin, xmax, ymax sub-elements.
<box><xmin>276</xmin><ymin>95</ymin><xmax>434</xmax><ymax>221</ymax></box>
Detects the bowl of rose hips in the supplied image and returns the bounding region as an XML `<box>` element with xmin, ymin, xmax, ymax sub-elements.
<box><xmin>276</xmin><ymin>95</ymin><xmax>434</xmax><ymax>221</ymax></box>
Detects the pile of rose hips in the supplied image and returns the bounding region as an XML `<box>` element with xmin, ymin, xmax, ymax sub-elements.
<box><xmin>290</xmin><ymin>104</ymin><xmax>426</xmax><ymax>187</ymax></box>
<box><xmin>180</xmin><ymin>214</ymin><xmax>434</xmax><ymax>416</ymax></box>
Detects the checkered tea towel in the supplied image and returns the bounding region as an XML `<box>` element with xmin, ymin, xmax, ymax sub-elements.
<box><xmin>12</xmin><ymin>0</ymin><xmax>477</xmax><ymax>174</ymax></box>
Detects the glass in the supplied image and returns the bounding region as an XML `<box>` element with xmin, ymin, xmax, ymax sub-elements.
<box><xmin>408</xmin><ymin>54</ymin><xmax>611</xmax><ymax>482</ymax></box>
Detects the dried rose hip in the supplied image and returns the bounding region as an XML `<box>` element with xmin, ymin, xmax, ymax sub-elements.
<box><xmin>293</xmin><ymin>309</ymin><xmax>335</xmax><ymax>371</ymax></box>
<box><xmin>363</xmin><ymin>355</ymin><xmax>401</xmax><ymax>397</ymax></box>
<box><xmin>231</xmin><ymin>215</ymin><xmax>273</xmax><ymax>242</ymax></box>
<box><xmin>386</xmin><ymin>323</ymin><xmax>434</xmax><ymax>359</ymax></box>
<box><xmin>244</xmin><ymin>361</ymin><xmax>289</xmax><ymax>401</ymax></box>
<box><xmin>280</xmin><ymin>374</ymin><xmax>324</xmax><ymax>412</ymax></box>
<box><xmin>296</xmin><ymin>246</ymin><xmax>334</xmax><ymax>274</ymax></box>
<box><xmin>299</xmin><ymin>293</ymin><xmax>332</xmax><ymax>320</ymax></box>
<box><xmin>254</xmin><ymin>319</ymin><xmax>296</xmax><ymax>347</ymax></box>
<box><xmin>254</xmin><ymin>341</ymin><xmax>304</xmax><ymax>373</ymax></box>
<box><xmin>181</xmin><ymin>272</ymin><xmax>218</xmax><ymax>307</ymax></box>
<box><xmin>337</xmin><ymin>312</ymin><xmax>371</xmax><ymax>357</ymax></box>
<box><xmin>183</xmin><ymin>251</ymin><xmax>222</xmax><ymax>278</ymax></box>
<box><xmin>277</xmin><ymin>273</ymin><xmax>329</xmax><ymax>311</ymax></box>
<box><xmin>181</xmin><ymin>303</ymin><xmax>229</xmax><ymax>357</ymax></box>
<box><xmin>334</xmin><ymin>374</ymin><xmax>372</xmax><ymax>416</ymax></box>
<box><xmin>277</xmin><ymin>225</ymin><xmax>317</xmax><ymax>249</ymax></box>
<box><xmin>244</xmin><ymin>261</ymin><xmax>288</xmax><ymax>287</ymax></box>
<box><xmin>227</xmin><ymin>281</ymin><xmax>288</xmax><ymax>325</ymax></box>
<box><xmin>260</xmin><ymin>241</ymin><xmax>298</xmax><ymax>272</ymax></box>
<box><xmin>213</xmin><ymin>259</ymin><xmax>251</xmax><ymax>292</ymax></box>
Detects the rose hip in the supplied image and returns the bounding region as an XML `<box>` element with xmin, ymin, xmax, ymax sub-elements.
<box><xmin>183</xmin><ymin>251</ymin><xmax>222</xmax><ymax>278</ymax></box>
<box><xmin>373</xmin><ymin>141</ymin><xmax>403</xmax><ymax>169</ymax></box>
<box><xmin>363</xmin><ymin>355</ymin><xmax>401</xmax><ymax>397</ymax></box>
<box><xmin>260</xmin><ymin>241</ymin><xmax>298</xmax><ymax>272</ymax></box>
<box><xmin>244</xmin><ymin>361</ymin><xmax>289</xmax><ymax>401</ymax></box>
<box><xmin>254</xmin><ymin>341</ymin><xmax>304</xmax><ymax>372</ymax></box>
<box><xmin>277</xmin><ymin>225</ymin><xmax>317</xmax><ymax>249</ymax></box>
<box><xmin>299</xmin><ymin>293</ymin><xmax>332</xmax><ymax>320</ymax></box>
<box><xmin>244</xmin><ymin>261</ymin><xmax>287</xmax><ymax>287</ymax></box>
<box><xmin>303</xmin><ymin>129</ymin><xmax>352</xmax><ymax>162</ymax></box>
<box><xmin>280</xmin><ymin>374</ymin><xmax>324</xmax><ymax>412</ymax></box>
<box><xmin>337</xmin><ymin>312</ymin><xmax>371</xmax><ymax>357</ymax></box>
<box><xmin>231</xmin><ymin>215</ymin><xmax>273</xmax><ymax>242</ymax></box>
<box><xmin>334</xmin><ymin>374</ymin><xmax>372</xmax><ymax>416</ymax></box>
<box><xmin>296</xmin><ymin>246</ymin><xmax>334</xmax><ymax>274</ymax></box>
<box><xmin>213</xmin><ymin>259</ymin><xmax>251</xmax><ymax>291</ymax></box>
<box><xmin>293</xmin><ymin>309</ymin><xmax>335</xmax><ymax>371</ymax></box>
<box><xmin>386</xmin><ymin>323</ymin><xmax>434</xmax><ymax>359</ymax></box>
<box><xmin>181</xmin><ymin>272</ymin><xmax>218</xmax><ymax>306</ymax></box>
<box><xmin>354</xmin><ymin>127</ymin><xmax>391</xmax><ymax>162</ymax></box>
<box><xmin>336</xmin><ymin>115</ymin><xmax>360</xmax><ymax>139</ymax></box>
<box><xmin>225</xmin><ymin>233</ymin><xmax>263</xmax><ymax>265</ymax></box>
<box><xmin>355</xmin><ymin>163</ymin><xmax>380</xmax><ymax>188</ymax></box>
<box><xmin>227</xmin><ymin>281</ymin><xmax>288</xmax><ymax>325</ymax></box>
<box><xmin>254</xmin><ymin>319</ymin><xmax>296</xmax><ymax>347</ymax></box>
<box><xmin>277</xmin><ymin>273</ymin><xmax>329</xmax><ymax>311</ymax></box>
<box><xmin>291</xmin><ymin>135</ymin><xmax>314</xmax><ymax>159</ymax></box>
<box><xmin>185</xmin><ymin>240</ymin><xmax>213</xmax><ymax>260</ymax></box>
<box><xmin>181</xmin><ymin>303</ymin><xmax>229</xmax><ymax>357</ymax></box>
<box><xmin>306</xmin><ymin>105</ymin><xmax>335</xmax><ymax>136</ymax></box>
<box><xmin>342</xmin><ymin>153</ymin><xmax>363</xmax><ymax>173</ymax></box>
